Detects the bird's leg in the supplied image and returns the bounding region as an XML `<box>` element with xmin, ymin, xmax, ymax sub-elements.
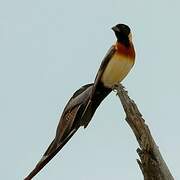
<box><xmin>112</xmin><ymin>83</ymin><xmax>119</xmax><ymax>92</ymax></box>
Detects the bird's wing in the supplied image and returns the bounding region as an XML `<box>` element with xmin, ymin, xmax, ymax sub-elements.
<box><xmin>24</xmin><ymin>84</ymin><xmax>94</xmax><ymax>180</ymax></box>
<box><xmin>93</xmin><ymin>45</ymin><xmax>116</xmax><ymax>90</ymax></box>
<box><xmin>80</xmin><ymin>46</ymin><xmax>116</xmax><ymax>128</ymax></box>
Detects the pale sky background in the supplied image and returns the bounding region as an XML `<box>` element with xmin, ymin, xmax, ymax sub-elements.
<box><xmin>0</xmin><ymin>0</ymin><xmax>180</xmax><ymax>179</ymax></box>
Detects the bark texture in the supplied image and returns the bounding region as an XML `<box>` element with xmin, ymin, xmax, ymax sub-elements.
<box><xmin>115</xmin><ymin>84</ymin><xmax>174</xmax><ymax>180</ymax></box>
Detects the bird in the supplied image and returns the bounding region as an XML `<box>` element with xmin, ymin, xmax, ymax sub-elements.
<box><xmin>24</xmin><ymin>23</ymin><xmax>135</xmax><ymax>180</ymax></box>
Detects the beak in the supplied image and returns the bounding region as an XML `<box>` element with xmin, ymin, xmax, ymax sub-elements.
<box><xmin>111</xmin><ymin>26</ymin><xmax>119</xmax><ymax>32</ymax></box>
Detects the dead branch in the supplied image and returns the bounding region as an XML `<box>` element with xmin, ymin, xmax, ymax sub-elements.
<box><xmin>115</xmin><ymin>84</ymin><xmax>174</xmax><ymax>180</ymax></box>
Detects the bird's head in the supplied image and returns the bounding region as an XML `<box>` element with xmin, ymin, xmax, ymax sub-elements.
<box><xmin>112</xmin><ymin>24</ymin><xmax>132</xmax><ymax>47</ymax></box>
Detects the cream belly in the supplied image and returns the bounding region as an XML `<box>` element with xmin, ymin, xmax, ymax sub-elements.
<box><xmin>101</xmin><ymin>54</ymin><xmax>134</xmax><ymax>88</ymax></box>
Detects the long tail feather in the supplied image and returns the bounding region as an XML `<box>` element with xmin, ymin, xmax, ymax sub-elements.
<box><xmin>24</xmin><ymin>129</ymin><xmax>77</xmax><ymax>180</ymax></box>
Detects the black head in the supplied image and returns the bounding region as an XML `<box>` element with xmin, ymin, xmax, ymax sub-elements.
<box><xmin>112</xmin><ymin>24</ymin><xmax>131</xmax><ymax>47</ymax></box>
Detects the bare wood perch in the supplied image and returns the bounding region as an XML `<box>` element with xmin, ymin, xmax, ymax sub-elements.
<box><xmin>115</xmin><ymin>84</ymin><xmax>174</xmax><ymax>180</ymax></box>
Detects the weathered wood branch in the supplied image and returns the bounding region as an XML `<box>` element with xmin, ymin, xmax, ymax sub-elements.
<box><xmin>115</xmin><ymin>84</ymin><xmax>174</xmax><ymax>180</ymax></box>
